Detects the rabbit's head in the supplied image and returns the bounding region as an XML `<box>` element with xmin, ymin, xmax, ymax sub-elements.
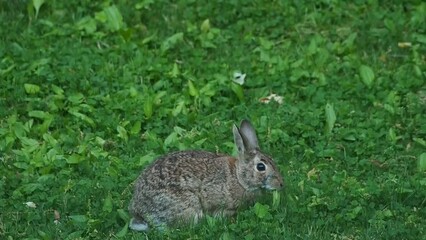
<box><xmin>233</xmin><ymin>120</ymin><xmax>284</xmax><ymax>191</ymax></box>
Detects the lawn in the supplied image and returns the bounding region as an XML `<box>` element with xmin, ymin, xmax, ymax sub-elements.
<box><xmin>1</xmin><ymin>0</ymin><xmax>425</xmax><ymax>239</ymax></box>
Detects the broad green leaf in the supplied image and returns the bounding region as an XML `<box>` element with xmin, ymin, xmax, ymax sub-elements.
<box><xmin>51</xmin><ymin>84</ymin><xmax>64</xmax><ymax>95</ymax></box>
<box><xmin>245</xmin><ymin>234</ymin><xmax>255</xmax><ymax>240</ymax></box>
<box><xmin>13</xmin><ymin>161</ymin><xmax>28</xmax><ymax>169</ymax></box>
<box><xmin>188</xmin><ymin>80</ymin><xmax>199</xmax><ymax>97</ymax></box>
<box><xmin>90</xmin><ymin>148</ymin><xmax>108</xmax><ymax>159</ymax></box>
<box><xmin>38</xmin><ymin>230</ymin><xmax>47</xmax><ymax>238</ymax></box>
<box><xmin>143</xmin><ymin>97</ymin><xmax>153</xmax><ymax>119</ymax></box>
<box><xmin>117</xmin><ymin>126</ymin><xmax>128</xmax><ymax>142</ymax></box>
<box><xmin>130</xmin><ymin>121</ymin><xmax>141</xmax><ymax>135</ymax></box>
<box><xmin>272</xmin><ymin>190</ymin><xmax>281</xmax><ymax>209</ymax></box>
<box><xmin>95</xmin><ymin>137</ymin><xmax>106</xmax><ymax>146</ymax></box>
<box><xmin>102</xmin><ymin>195</ymin><xmax>113</xmax><ymax>213</ymax></box>
<box><xmin>384</xmin><ymin>19</ymin><xmax>396</xmax><ymax>32</ymax></box>
<box><xmin>221</xmin><ymin>232</ymin><xmax>231</xmax><ymax>240</ymax></box>
<box><xmin>29</xmin><ymin>58</ymin><xmax>50</xmax><ymax>71</ymax></box>
<box><xmin>259</xmin><ymin>49</ymin><xmax>270</xmax><ymax>62</ymax></box>
<box><xmin>383</xmin><ymin>103</ymin><xmax>395</xmax><ymax>114</ymax></box>
<box><xmin>172</xmin><ymin>100</ymin><xmax>185</xmax><ymax>117</ymax></box>
<box><xmin>19</xmin><ymin>137</ymin><xmax>39</xmax><ymax>153</ymax></box>
<box><xmin>67</xmin><ymin>231</ymin><xmax>85</xmax><ymax>239</ymax></box>
<box><xmin>0</xmin><ymin>63</ymin><xmax>15</xmax><ymax>75</ymax></box>
<box><xmin>116</xmin><ymin>223</ymin><xmax>128</xmax><ymax>238</ymax></box>
<box><xmin>169</xmin><ymin>63</ymin><xmax>180</xmax><ymax>78</ymax></box>
<box><xmin>43</xmin><ymin>133</ymin><xmax>58</xmax><ymax>146</ymax></box>
<box><xmin>154</xmin><ymin>91</ymin><xmax>167</xmax><ymax>104</ymax></box>
<box><xmin>414</xmin><ymin>65</ymin><xmax>422</xmax><ymax>78</ymax></box>
<box><xmin>311</xmin><ymin>187</ymin><xmax>321</xmax><ymax>196</ymax></box>
<box><xmin>348</xmin><ymin>206</ymin><xmax>363</xmax><ymax>220</ymax></box>
<box><xmin>67</xmin><ymin>93</ymin><xmax>84</xmax><ymax>104</ymax></box>
<box><xmin>325</xmin><ymin>103</ymin><xmax>336</xmax><ymax>134</ymax></box>
<box><xmin>290</xmin><ymin>69</ymin><xmax>309</xmax><ymax>82</ymax></box>
<box><xmin>164</xmin><ymin>132</ymin><xmax>178</xmax><ymax>146</ymax></box>
<box><xmin>103</xmin><ymin>5</ymin><xmax>123</xmax><ymax>32</ymax></box>
<box><xmin>259</xmin><ymin>37</ymin><xmax>274</xmax><ymax>50</ymax></box>
<box><xmin>307</xmin><ymin>37</ymin><xmax>318</xmax><ymax>55</ymax></box>
<box><xmin>95</xmin><ymin>11</ymin><xmax>107</xmax><ymax>23</ymax></box>
<box><xmin>68</xmin><ymin>110</ymin><xmax>95</xmax><ymax>126</ymax></box>
<box><xmin>312</xmin><ymin>71</ymin><xmax>326</xmax><ymax>86</ymax></box>
<box><xmin>413</xmin><ymin>33</ymin><xmax>426</xmax><ymax>44</ymax></box>
<box><xmin>388</xmin><ymin>127</ymin><xmax>397</xmax><ymax>143</ymax></box>
<box><xmin>139</xmin><ymin>153</ymin><xmax>156</xmax><ymax>165</ymax></box>
<box><xmin>382</xmin><ymin>209</ymin><xmax>393</xmax><ymax>217</ymax></box>
<box><xmin>119</xmin><ymin>28</ymin><xmax>133</xmax><ymax>41</ymax></box>
<box><xmin>24</xmin><ymin>84</ymin><xmax>40</xmax><ymax>94</ymax></box>
<box><xmin>13</xmin><ymin>122</ymin><xmax>27</xmax><ymax>139</ymax></box>
<box><xmin>0</xmin><ymin>128</ymin><xmax>7</xmax><ymax>137</ymax></box>
<box><xmin>28</xmin><ymin>110</ymin><xmax>48</xmax><ymax>119</ymax></box>
<box><xmin>135</xmin><ymin>0</ymin><xmax>154</xmax><ymax>9</ymax></box>
<box><xmin>22</xmin><ymin>183</ymin><xmax>42</xmax><ymax>194</ymax></box>
<box><xmin>342</xmin><ymin>32</ymin><xmax>357</xmax><ymax>48</ymax></box>
<box><xmin>418</xmin><ymin>153</ymin><xmax>426</xmax><ymax>171</ymax></box>
<box><xmin>253</xmin><ymin>202</ymin><xmax>269</xmax><ymax>219</ymax></box>
<box><xmin>142</xmin><ymin>34</ymin><xmax>156</xmax><ymax>45</ymax></box>
<box><xmin>32</xmin><ymin>0</ymin><xmax>45</xmax><ymax>19</ymax></box>
<box><xmin>117</xmin><ymin>209</ymin><xmax>129</xmax><ymax>221</ymax></box>
<box><xmin>75</xmin><ymin>16</ymin><xmax>97</xmax><ymax>34</ymax></box>
<box><xmin>20</xmin><ymin>137</ymin><xmax>39</xmax><ymax>147</ymax></box>
<box><xmin>39</xmin><ymin>115</ymin><xmax>53</xmax><ymax>133</ymax></box>
<box><xmin>69</xmin><ymin>215</ymin><xmax>88</xmax><ymax>223</ymax></box>
<box><xmin>359</xmin><ymin>65</ymin><xmax>375</xmax><ymax>88</ymax></box>
<box><xmin>194</xmin><ymin>138</ymin><xmax>207</xmax><ymax>146</ymax></box>
<box><xmin>230</xmin><ymin>82</ymin><xmax>244</xmax><ymax>101</ymax></box>
<box><xmin>200</xmin><ymin>19</ymin><xmax>210</xmax><ymax>32</ymax></box>
<box><xmin>173</xmin><ymin>126</ymin><xmax>185</xmax><ymax>135</ymax></box>
<box><xmin>27</xmin><ymin>1</ymin><xmax>35</xmax><ymax>19</ymax></box>
<box><xmin>66</xmin><ymin>154</ymin><xmax>82</xmax><ymax>164</ymax></box>
<box><xmin>161</xmin><ymin>32</ymin><xmax>184</xmax><ymax>53</ymax></box>
<box><xmin>129</xmin><ymin>86</ymin><xmax>138</xmax><ymax>97</ymax></box>
<box><xmin>413</xmin><ymin>137</ymin><xmax>426</xmax><ymax>147</ymax></box>
<box><xmin>343</xmin><ymin>134</ymin><xmax>356</xmax><ymax>141</ymax></box>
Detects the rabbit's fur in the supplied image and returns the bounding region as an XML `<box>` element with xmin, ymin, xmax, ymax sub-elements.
<box><xmin>129</xmin><ymin>120</ymin><xmax>284</xmax><ymax>231</ymax></box>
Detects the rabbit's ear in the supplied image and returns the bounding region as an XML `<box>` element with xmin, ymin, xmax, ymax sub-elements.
<box><xmin>233</xmin><ymin>124</ymin><xmax>245</xmax><ymax>154</ymax></box>
<box><xmin>239</xmin><ymin>120</ymin><xmax>259</xmax><ymax>151</ymax></box>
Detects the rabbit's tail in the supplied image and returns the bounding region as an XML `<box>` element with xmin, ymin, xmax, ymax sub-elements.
<box><xmin>129</xmin><ymin>217</ymin><xmax>149</xmax><ymax>231</ymax></box>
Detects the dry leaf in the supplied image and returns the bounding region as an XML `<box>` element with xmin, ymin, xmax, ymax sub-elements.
<box><xmin>307</xmin><ymin>168</ymin><xmax>318</xmax><ymax>180</ymax></box>
<box><xmin>259</xmin><ymin>93</ymin><xmax>283</xmax><ymax>104</ymax></box>
<box><xmin>24</xmin><ymin>202</ymin><xmax>37</xmax><ymax>208</ymax></box>
<box><xmin>54</xmin><ymin>210</ymin><xmax>60</xmax><ymax>220</ymax></box>
<box><xmin>398</xmin><ymin>42</ymin><xmax>412</xmax><ymax>48</ymax></box>
<box><xmin>370</xmin><ymin>159</ymin><xmax>387</xmax><ymax>169</ymax></box>
<box><xmin>232</xmin><ymin>72</ymin><xmax>246</xmax><ymax>85</ymax></box>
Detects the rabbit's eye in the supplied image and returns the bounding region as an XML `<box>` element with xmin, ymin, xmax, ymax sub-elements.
<box><xmin>256</xmin><ymin>163</ymin><xmax>266</xmax><ymax>171</ymax></box>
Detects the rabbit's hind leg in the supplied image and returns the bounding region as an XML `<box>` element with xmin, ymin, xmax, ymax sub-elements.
<box><xmin>179</xmin><ymin>206</ymin><xmax>204</xmax><ymax>224</ymax></box>
<box><xmin>163</xmin><ymin>192</ymin><xmax>204</xmax><ymax>225</ymax></box>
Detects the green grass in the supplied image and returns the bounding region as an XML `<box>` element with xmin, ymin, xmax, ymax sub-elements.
<box><xmin>1</xmin><ymin>0</ymin><xmax>425</xmax><ymax>239</ymax></box>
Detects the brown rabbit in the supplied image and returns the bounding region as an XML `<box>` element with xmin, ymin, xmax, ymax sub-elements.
<box><xmin>129</xmin><ymin>120</ymin><xmax>284</xmax><ymax>231</ymax></box>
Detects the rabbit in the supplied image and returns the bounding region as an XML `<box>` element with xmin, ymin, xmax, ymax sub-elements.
<box><xmin>128</xmin><ymin>120</ymin><xmax>284</xmax><ymax>231</ymax></box>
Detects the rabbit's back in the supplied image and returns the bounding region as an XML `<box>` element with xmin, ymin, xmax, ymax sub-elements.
<box><xmin>136</xmin><ymin>151</ymin><xmax>228</xmax><ymax>188</ymax></box>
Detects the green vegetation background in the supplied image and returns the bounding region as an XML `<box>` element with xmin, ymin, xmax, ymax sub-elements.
<box><xmin>0</xmin><ymin>0</ymin><xmax>425</xmax><ymax>239</ymax></box>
